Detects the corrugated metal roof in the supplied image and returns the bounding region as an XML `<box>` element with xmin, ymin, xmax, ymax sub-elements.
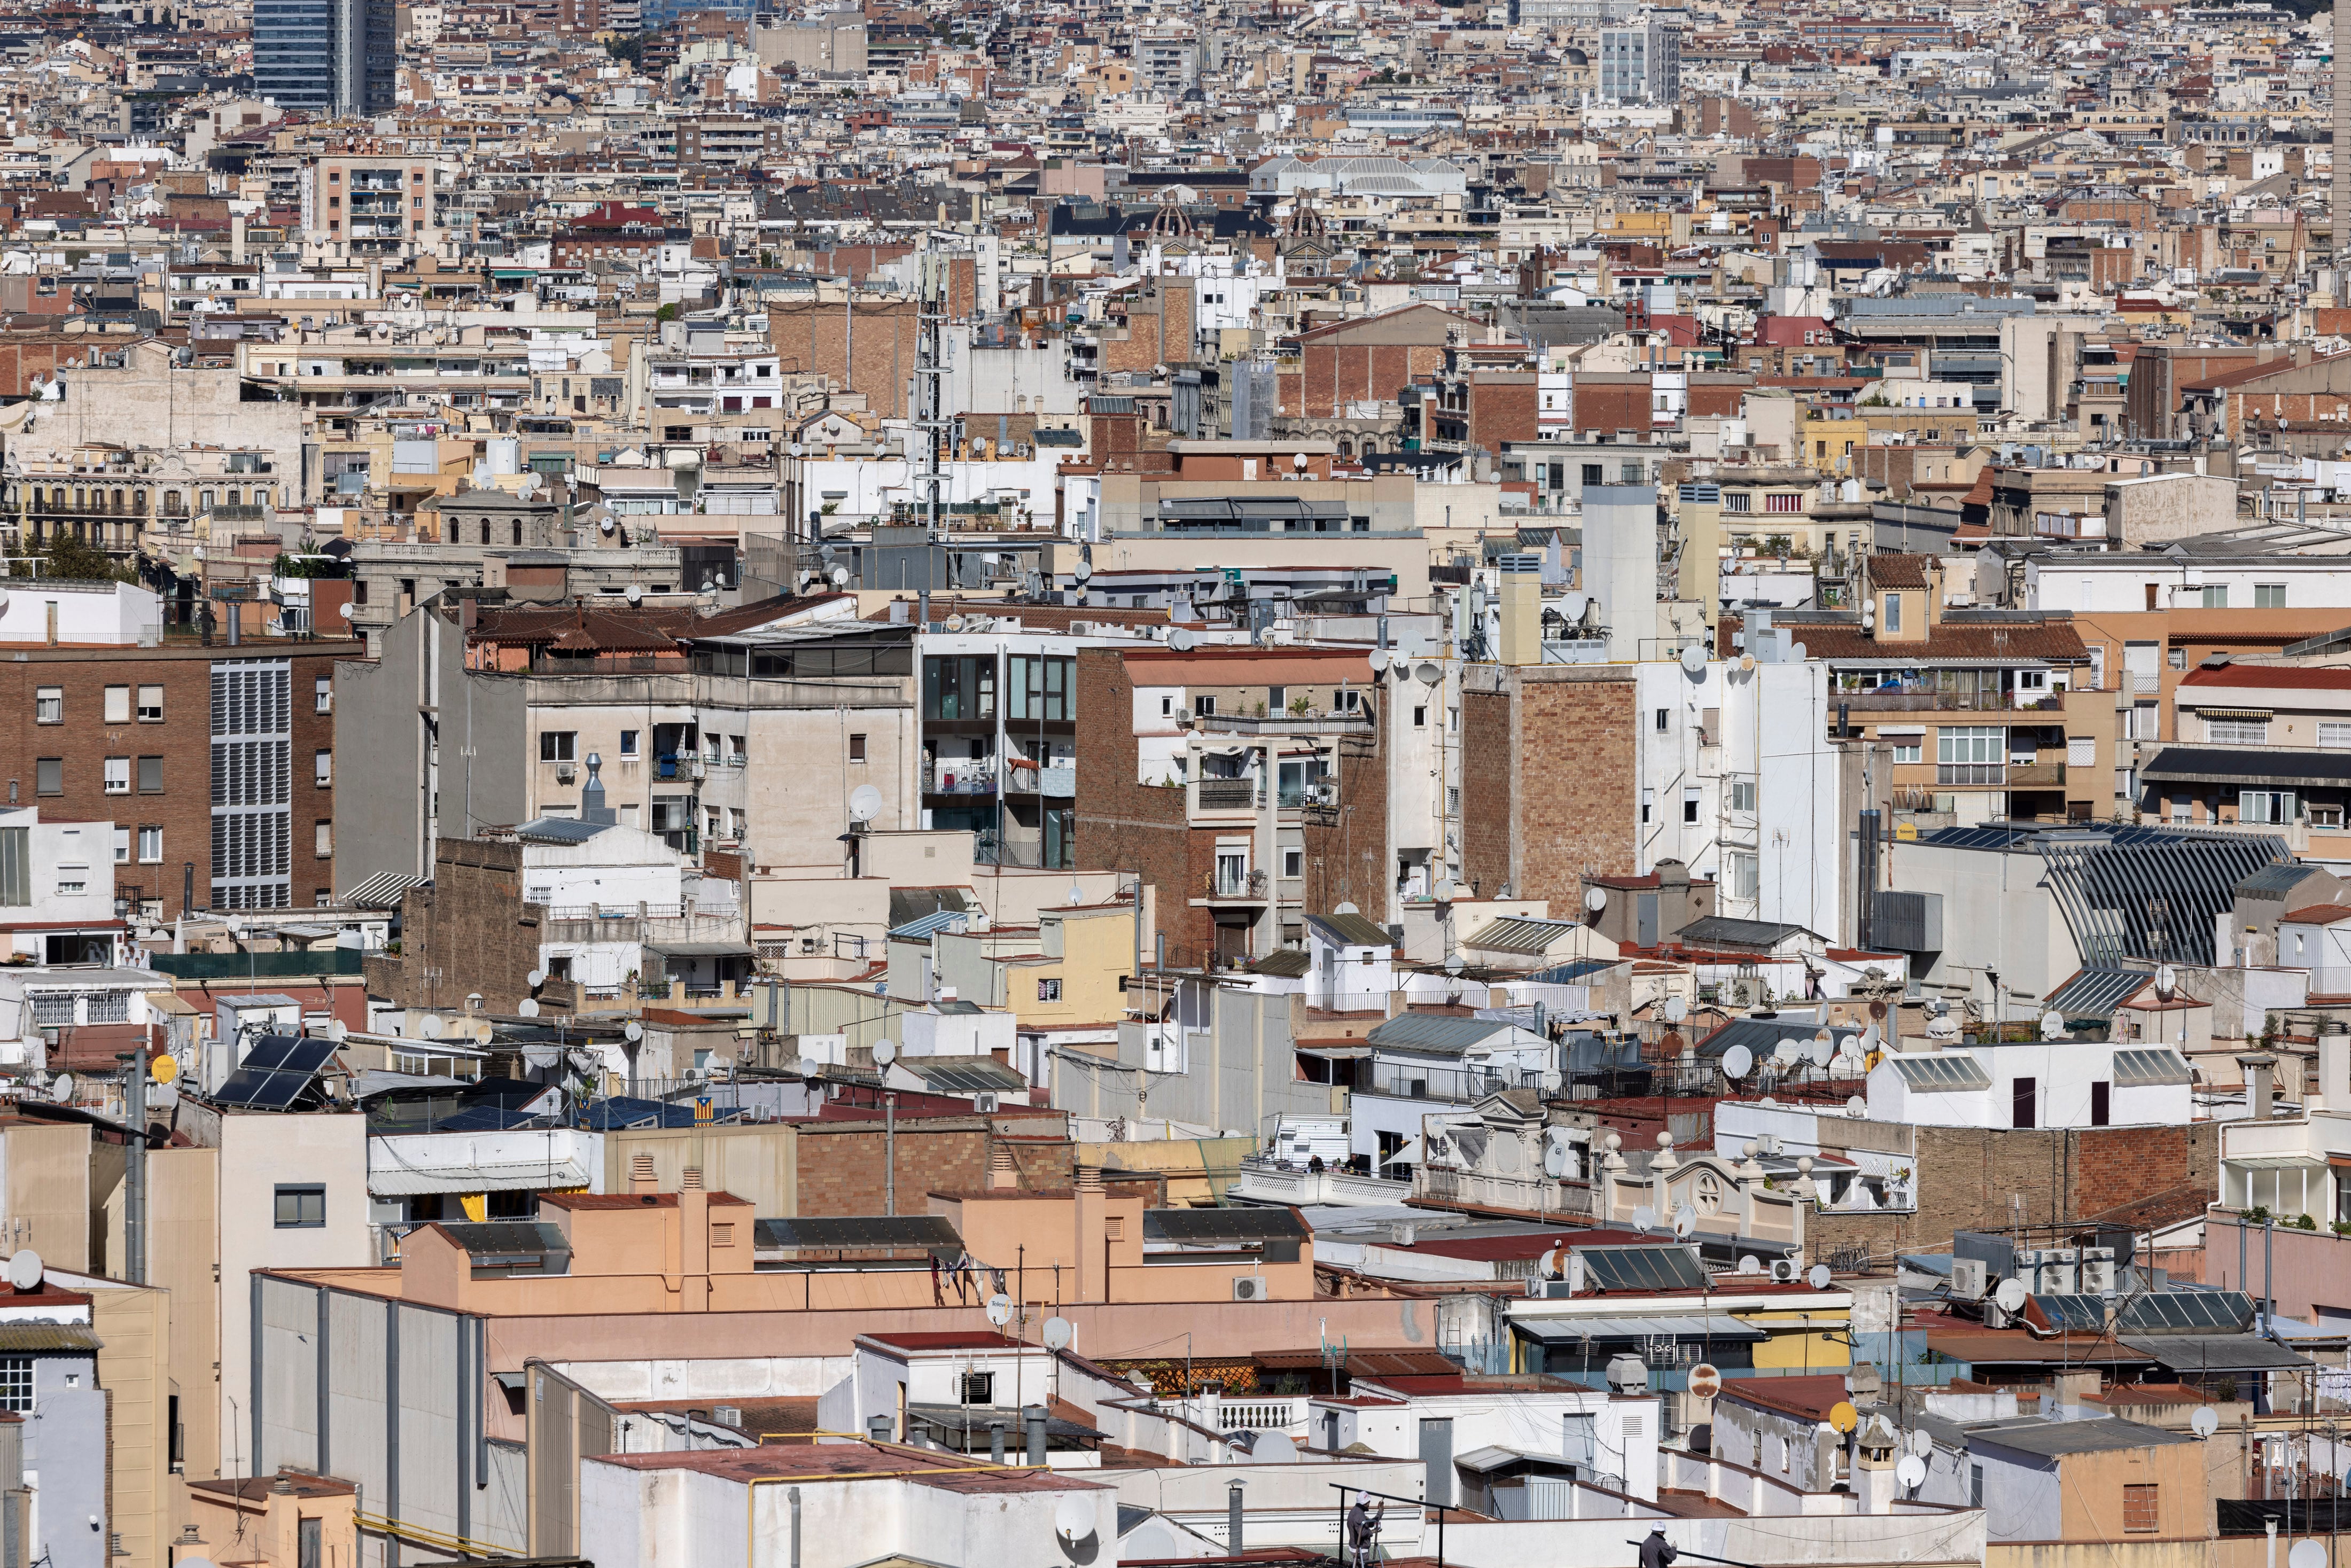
<box><xmin>1307</xmin><ymin>911</ymin><xmax>1396</xmax><ymax>948</ymax></box>
<box><xmin>515</xmin><ymin>818</ymin><xmax>613</xmax><ymax>845</ymax></box>
<box><xmin>2043</xmin><ymin>967</ymin><xmax>2152</xmax><ymax>1020</ymax></box>
<box><xmin>1462</xmin><ymin>916</ymin><xmax>1585</xmax><ymax>955</ymax></box>
<box><xmin>1365</xmin><ymin>1013</ymin><xmax>1528</xmax><ymax>1054</ymax></box>
<box><xmin>754</xmin><ymin>1215</ymin><xmax>961</xmax><ymax>1251</ymax></box>
<box><xmin>370</xmin><ymin>1158</ymin><xmax>590</xmax><ymax>1197</ymax></box>
<box><xmin>889</xmin><ymin>909</ymin><xmax>974</xmax><ymax>942</ymax></box>
<box><xmin>0</xmin><ymin>1323</ymin><xmax>102</xmax><ymax>1352</ymax></box>
<box><xmin>896</xmin><ymin>1057</ymin><xmax>1025</xmax><ymax>1093</ymax></box>
<box><xmin>344</xmin><ymin>871</ymin><xmax>421</xmax><ymax>910</ymax></box>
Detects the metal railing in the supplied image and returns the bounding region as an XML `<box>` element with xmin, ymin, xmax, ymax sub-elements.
<box><xmin>1209</xmin><ymin>868</ymin><xmax>1270</xmax><ymax>899</ymax></box>
<box><xmin>1936</xmin><ymin>763</ymin><xmax>2006</xmax><ymax>786</ymax></box>
<box><xmin>1196</xmin><ymin>778</ymin><xmax>1258</xmax><ymax>810</ymax></box>
<box><xmin>1838</xmin><ymin>690</ymin><xmax>2065</xmax><ymax>712</ymax></box>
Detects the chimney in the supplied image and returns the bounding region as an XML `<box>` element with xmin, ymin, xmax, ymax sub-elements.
<box><xmin>2321</xmin><ymin>1025</ymin><xmax>2349</xmax><ymax>1114</ymax></box>
<box><xmin>1074</xmin><ymin>1165</ymin><xmax>1108</xmax><ymax>1303</ymax></box>
<box><xmin>630</xmin><ymin>1152</ymin><xmax>657</xmax><ymax>1193</ymax></box>
<box><xmin>1498</xmin><ymin>553</ymin><xmax>1543</xmax><ymax>665</ymax></box>
<box><xmin>581</xmin><ymin>752</ymin><xmax>615</xmax><ymax>825</ymax></box>
<box><xmin>2239</xmin><ymin>1052</ymin><xmax>2277</xmax><ymax>1120</ymax></box>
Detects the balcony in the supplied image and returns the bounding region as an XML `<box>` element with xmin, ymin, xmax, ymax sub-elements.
<box><xmin>1194</xmin><ymin>777</ymin><xmax>1259</xmax><ymax>812</ymax></box>
<box><xmin>930</xmin><ymin>759</ymin><xmax>998</xmax><ymax>795</ymax></box>
<box><xmin>1841</xmin><ymin>689</ymin><xmax>2065</xmax><ymax>713</ymax></box>
<box><xmin>1006</xmin><ymin>760</ymin><xmax>1075</xmax><ymax>797</ymax></box>
<box><xmin>2006</xmin><ymin>760</ymin><xmax>2066</xmax><ymax>787</ymax></box>
<box><xmin>1231</xmin><ymin>1157</ymin><xmax>1413</xmax><ymax>1208</ymax></box>
<box><xmin>1206</xmin><ymin>868</ymin><xmax>1270</xmax><ymax>901</ymax></box>
<box><xmin>1935</xmin><ymin>763</ymin><xmax>2006</xmax><ymax>786</ymax></box>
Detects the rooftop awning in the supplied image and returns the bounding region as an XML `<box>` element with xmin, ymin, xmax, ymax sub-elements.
<box><xmin>370</xmin><ymin>1157</ymin><xmax>590</xmax><ymax>1196</ymax></box>
<box><xmin>1296</xmin><ymin>1044</ymin><xmax>1372</xmax><ymax>1060</ymax></box>
<box><xmin>2121</xmin><ymin>1335</ymin><xmax>2315</xmax><ymax>1372</ymax></box>
<box><xmin>1514</xmin><ymin>1314</ymin><xmax>1768</xmax><ymax>1343</ymax></box>
<box><xmin>0</xmin><ymin>1323</ymin><xmax>102</xmax><ymax>1352</ymax></box>
<box><xmin>2224</xmin><ymin>1153</ymin><xmax>2326</xmax><ymax>1170</ymax></box>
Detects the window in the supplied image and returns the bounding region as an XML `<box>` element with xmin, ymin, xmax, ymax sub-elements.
<box><xmin>113</xmin><ymin>827</ymin><xmax>129</xmax><ymax>865</ymax></box>
<box><xmin>2206</xmin><ymin>717</ymin><xmax>2269</xmax><ymax>746</ymax></box>
<box><xmin>619</xmin><ymin>730</ymin><xmax>640</xmax><ymax>758</ymax></box>
<box><xmin>848</xmin><ymin>733</ymin><xmax>868</xmax><ymax>763</ymax></box>
<box><xmin>1413</xmin><ymin>705</ymin><xmax>1427</xmax><ymax>727</ymax></box>
<box><xmin>2323</xmin><ymin>723</ymin><xmax>2351</xmax><ymax>750</ymax></box>
<box><xmin>1883</xmin><ymin>594</ymin><xmax>1901</xmax><ymax>633</ymax></box>
<box><xmin>35</xmin><ymin>759</ymin><xmax>60</xmax><ymax>796</ymax></box>
<box><xmin>1891</xmin><ymin>742</ymin><xmax>1923</xmax><ymax>764</ymax></box>
<box><xmin>2124</xmin><ymin>1484</ymin><xmax>2159</xmax><ymax>1533</ymax></box>
<box><xmin>1729</xmin><ymin>778</ymin><xmax>1756</xmax><ymax>813</ymax></box>
<box><xmin>1726</xmin><ymin>849</ymin><xmax>1758</xmax><ymax>900</ymax></box>
<box><xmin>1655</xmin><ymin>708</ymin><xmax>1669</xmax><ymax>733</ymax></box>
<box><xmin>1683</xmin><ymin>786</ymin><xmax>1701</xmax><ymax>824</ymax></box>
<box><xmin>2241</xmin><ymin>790</ymin><xmax>2298</xmax><ymax>823</ymax></box>
<box><xmin>2200</xmin><ymin>586</ymin><xmax>2229</xmax><ymax>609</ymax></box>
<box><xmin>34</xmin><ymin>688</ymin><xmax>60</xmax><ymax>724</ymax></box>
<box><xmin>1283</xmin><ymin>847</ymin><xmax>1303</xmax><ymax>878</ymax></box>
<box><xmin>315</xmin><ymin>821</ymin><xmax>333</xmax><ymax>857</ymax></box>
<box><xmin>315</xmin><ymin>676</ymin><xmax>332</xmax><ymax>714</ymax></box>
<box><xmin>0</xmin><ymin>1358</ymin><xmax>28</xmax><ymax>1413</ymax></box>
<box><xmin>1160</xmin><ymin>695</ymin><xmax>1174</xmax><ymax>717</ymax></box>
<box><xmin>103</xmin><ymin>757</ymin><xmax>129</xmax><ymax>794</ymax></box>
<box><xmin>274</xmin><ymin>1184</ymin><xmax>326</xmax><ymax>1228</ymax></box>
<box><xmin>104</xmin><ymin>685</ymin><xmax>131</xmax><ymax>724</ymax></box>
<box><xmin>138</xmin><ymin>685</ymin><xmax>163</xmax><ymax>722</ymax></box>
<box><xmin>2090</xmin><ymin>1080</ymin><xmax>2111</xmax><ymax>1127</ymax></box>
<box><xmin>1969</xmin><ymin>1465</ymin><xmax>1984</xmax><ymax>1509</ymax></box>
<box><xmin>2256</xmin><ymin>584</ymin><xmax>2287</xmax><ymax>609</ymax></box>
<box><xmin>1195</xmin><ymin>696</ymin><xmax>1217</xmax><ymax>717</ymax></box>
<box><xmin>1723</xmin><ymin>490</ymin><xmax>1752</xmax><ymax>513</ymax></box>
<box><xmin>1036</xmin><ymin>978</ymin><xmax>1062</xmax><ymax>1002</ymax></box>
<box><xmin>961</xmin><ymin>1372</ymin><xmax>995</xmax><ymax>1406</ymax></box>
<box><xmin>1937</xmin><ymin>727</ymin><xmax>2002</xmax><ymax>765</ymax></box>
<box><xmin>539</xmin><ymin>731</ymin><xmax>575</xmax><ymax>762</ymax></box>
<box><xmin>138</xmin><ymin>826</ymin><xmax>161</xmax><ymax>864</ymax></box>
<box><xmin>2168</xmin><ymin>647</ymin><xmax>2187</xmax><ymax>671</ymax></box>
<box><xmin>1641</xmin><ymin>787</ymin><xmax>1655</xmax><ymax>824</ymax></box>
<box><xmin>314</xmin><ymin>750</ymin><xmax>333</xmax><ymax>787</ymax></box>
<box><xmin>138</xmin><ymin>756</ymin><xmax>162</xmax><ymax>793</ymax></box>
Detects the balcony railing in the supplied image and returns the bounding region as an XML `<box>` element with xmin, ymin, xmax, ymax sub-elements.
<box><xmin>2006</xmin><ymin>760</ymin><xmax>2066</xmax><ymax>787</ymax></box>
<box><xmin>1936</xmin><ymin>763</ymin><xmax>2005</xmax><ymax>786</ymax></box>
<box><xmin>1209</xmin><ymin>868</ymin><xmax>1270</xmax><ymax>900</ymax></box>
<box><xmin>1840</xmin><ymin>690</ymin><xmax>2065</xmax><ymax>713</ymax></box>
<box><xmin>1196</xmin><ymin>778</ymin><xmax>1259</xmax><ymax>810</ymax></box>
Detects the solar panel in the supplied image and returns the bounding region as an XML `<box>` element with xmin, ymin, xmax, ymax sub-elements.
<box><xmin>215</xmin><ymin>1034</ymin><xmax>340</xmax><ymax>1111</ymax></box>
<box><xmin>2031</xmin><ymin>1294</ymin><xmax>2107</xmax><ymax>1333</ymax></box>
<box><xmin>1574</xmin><ymin>1244</ymin><xmax>1709</xmax><ymax>1292</ymax></box>
<box><xmin>1889</xmin><ymin>1054</ymin><xmax>1994</xmax><ymax>1091</ymax></box>
<box><xmin>2119</xmin><ymin>1290</ymin><xmax>2254</xmax><ymax>1335</ymax></box>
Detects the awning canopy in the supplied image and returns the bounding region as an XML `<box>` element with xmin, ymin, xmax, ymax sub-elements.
<box><xmin>370</xmin><ymin>1158</ymin><xmax>591</xmax><ymax>1196</ymax></box>
<box><xmin>0</xmin><ymin>1323</ymin><xmax>102</xmax><ymax>1352</ymax></box>
<box><xmin>1515</xmin><ymin>1314</ymin><xmax>1769</xmax><ymax>1343</ymax></box>
<box><xmin>645</xmin><ymin>940</ymin><xmax>754</xmax><ymax>957</ymax></box>
<box><xmin>2224</xmin><ymin>1153</ymin><xmax>2326</xmax><ymax>1170</ymax></box>
<box><xmin>1296</xmin><ymin>1044</ymin><xmax>1372</xmax><ymax>1060</ymax></box>
<box><xmin>2121</xmin><ymin>1335</ymin><xmax>2314</xmax><ymax>1372</ymax></box>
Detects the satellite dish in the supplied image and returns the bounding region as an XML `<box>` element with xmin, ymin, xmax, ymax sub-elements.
<box><xmin>1415</xmin><ymin>661</ymin><xmax>1441</xmax><ymax>685</ymax></box>
<box><xmin>1433</xmin><ymin>879</ymin><xmax>1457</xmax><ymax>902</ymax></box>
<box><xmin>1042</xmin><ymin>1316</ymin><xmax>1074</xmax><ymax>1352</ymax></box>
<box><xmin>1335</xmin><ymin>901</ymin><xmax>1359</xmax><ymax>915</ymax></box>
<box><xmin>1294</xmin><ymin>451</ymin><xmax>1310</xmax><ymax>469</ymax></box>
<box><xmin>419</xmin><ymin>1016</ymin><xmax>443</xmax><ymax>1040</ymax></box>
<box><xmin>50</xmin><ymin>1072</ymin><xmax>73</xmax><ymax>1103</ymax></box>
<box><xmin>2192</xmin><ymin>1407</ymin><xmax>2222</xmax><ymax>1438</ymax></box>
<box><xmin>830</xmin><ymin>566</ymin><xmax>850</xmax><ymax>588</ymax></box>
<box><xmin>1560</xmin><ymin>591</ymin><xmax>1589</xmax><ymax>621</ymax></box>
<box><xmin>1679</xmin><ymin>644</ymin><xmax>1707</xmax><ymax>675</ymax></box>
<box><xmin>1253</xmin><ymin>1430</ymin><xmax>1299</xmax><ymax>1463</ymax></box>
<box><xmin>1847</xmin><ymin>1095</ymin><xmax>1866</xmax><ymax>1116</ymax></box>
<box><xmin>2155</xmin><ymin>964</ymin><xmax>2178</xmax><ymax>999</ymax></box>
<box><xmin>2292</xmin><ymin>1544</ymin><xmax>2327</xmax><ymax>1568</ymax></box>
<box><xmin>626</xmin><ymin>584</ymin><xmax>643</xmax><ymax>604</ymax></box>
<box><xmin>874</xmin><ymin>1039</ymin><xmax>898</xmax><ymax>1066</ymax></box>
<box><xmin>1664</xmin><ymin>996</ymin><xmax>1688</xmax><ymax>1023</ymax></box>
<box><xmin>1896</xmin><ymin>1455</ymin><xmax>1927</xmax><ymax>1491</ymax></box>
<box><xmin>1739</xmin><ymin>1254</ymin><xmax>1763</xmax><ymax>1275</ymax></box>
<box><xmin>517</xmin><ymin>998</ymin><xmax>540</xmax><ymax>1018</ymax></box>
<box><xmin>5</xmin><ymin>1250</ymin><xmax>40</xmax><ymax>1291</ymax></box>
<box><xmin>797</xmin><ymin>1056</ymin><xmax>821</xmax><ymax>1079</ymax></box>
<box><xmin>985</xmin><ymin>1293</ymin><xmax>1013</xmax><ymax>1327</ymax></box>
<box><xmin>527</xmin><ymin>969</ymin><xmax>547</xmax><ymax>989</ymax></box>
<box><xmin>327</xmin><ymin>1020</ymin><xmax>350</xmax><ymax>1043</ymax></box>
<box><xmin>2040</xmin><ymin>1010</ymin><xmax>2066</xmax><ymax>1039</ymax></box>
<box><xmin>338</xmin><ymin>602</ymin><xmax>354</xmax><ymax>619</ymax></box>
<box><xmin>1073</xmin><ymin>560</ymin><xmax>1093</xmax><ymax>582</ymax></box>
<box><xmin>1688</xmin><ymin>1362</ymin><xmax>1722</xmax><ymax>1398</ymax></box>
<box><xmin>1631</xmin><ymin>1205</ymin><xmax>1657</xmax><ymax>1230</ymax></box>
<box><xmin>1444</xmin><ymin>954</ymin><xmax>1465</xmax><ymax>976</ymax></box>
<box><xmin>1370</xmin><ymin>649</ymin><xmax>1390</xmax><ymax>672</ymax></box>
<box><xmin>1772</xmin><ymin>1039</ymin><xmax>1800</xmax><ymax>1065</ymax></box>
<box><xmin>1909</xmin><ymin>1429</ymin><xmax>1934</xmax><ymax>1458</ymax></box>
<box><xmin>151</xmin><ymin>1054</ymin><xmax>180</xmax><ymax>1085</ymax></box>
<box><xmin>1585</xmin><ymin>886</ymin><xmax>1608</xmax><ymax>914</ymax></box>
<box><xmin>848</xmin><ymin>785</ymin><xmax>883</xmax><ymax>824</ymax></box>
<box><xmin>1673</xmin><ymin>1203</ymin><xmax>1698</xmax><ymax>1237</ymax></box>
<box><xmin>1543</xmin><ymin>1142</ymin><xmax>1570</xmax><ymax>1178</ymax></box>
<box><xmin>1828</xmin><ymin>1402</ymin><xmax>1859</xmax><ymax>1434</ymax></box>
<box><xmin>624</xmin><ymin>1020</ymin><xmax>644</xmax><ymax>1042</ymax></box>
<box><xmin>1168</xmin><ymin>629</ymin><xmax>1197</xmax><ymax>652</ymax></box>
<box><xmin>1808</xmin><ymin>1036</ymin><xmax>1835</xmax><ymax>1068</ymax></box>
<box><xmin>1723</xmin><ymin>1044</ymin><xmax>1753</xmax><ymax>1080</ymax></box>
<box><xmin>1995</xmin><ymin>1278</ymin><xmax>2029</xmax><ymax>1314</ymax></box>
<box><xmin>945</xmin><ymin>614</ymin><xmax>966</xmax><ymax>632</ymax></box>
<box><xmin>1808</xmin><ymin>1263</ymin><xmax>1833</xmax><ymax>1289</ymax></box>
<box><xmin>1861</xmin><ymin>1023</ymin><xmax>1881</xmax><ymax>1050</ymax></box>
<box><xmin>1054</xmin><ymin>1493</ymin><xmax>1096</xmax><ymax>1542</ymax></box>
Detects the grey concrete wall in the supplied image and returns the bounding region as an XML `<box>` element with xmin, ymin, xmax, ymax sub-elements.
<box><xmin>31</xmin><ymin>1378</ymin><xmax>106</xmax><ymax>1568</ymax></box>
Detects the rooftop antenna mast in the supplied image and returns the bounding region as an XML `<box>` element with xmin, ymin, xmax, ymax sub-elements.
<box><xmin>915</xmin><ymin>251</ymin><xmax>952</xmax><ymax>628</ymax></box>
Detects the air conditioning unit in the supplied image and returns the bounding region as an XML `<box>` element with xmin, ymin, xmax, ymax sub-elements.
<box><xmin>971</xmin><ymin>1092</ymin><xmax>999</xmax><ymax>1113</ymax></box>
<box><xmin>555</xmin><ymin>762</ymin><xmax>576</xmax><ymax>783</ymax></box>
<box><xmin>1232</xmin><ymin>1276</ymin><xmax>1268</xmax><ymax>1302</ymax></box>
<box><xmin>1769</xmin><ymin>1258</ymin><xmax>1800</xmax><ymax>1284</ymax></box>
<box><xmin>2037</xmin><ymin>1262</ymin><xmax>2077</xmax><ymax>1296</ymax></box>
<box><xmin>1949</xmin><ymin>1258</ymin><xmax>1988</xmax><ymax>1300</ymax></box>
<box><xmin>1068</xmin><ymin>620</ymin><xmax>1094</xmax><ymax>635</ymax></box>
<box><xmin>2078</xmin><ymin>1255</ymin><xmax>2117</xmax><ymax>1294</ymax></box>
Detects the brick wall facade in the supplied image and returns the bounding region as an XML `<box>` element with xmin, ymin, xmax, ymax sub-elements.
<box><xmin>791</xmin><ymin>1119</ymin><xmax>1077</xmax><ymax>1216</ymax></box>
<box><xmin>1075</xmin><ymin>650</ymin><xmax>1213</xmax><ymax>963</ymax></box>
<box><xmin>1286</xmin><ymin>340</ymin><xmax>1452</xmax><ymax>419</ymax></box>
<box><xmin>1461</xmin><ymin>688</ymin><xmax>1515</xmax><ymax>899</ymax></box>
<box><xmin>1460</xmin><ymin>670</ymin><xmax>1638</xmax><ymax>905</ymax></box>
<box><xmin>371</xmin><ymin>838</ymin><xmax>549</xmax><ymax>1015</ymax></box>
<box><xmin>768</xmin><ymin>300</ymin><xmax>923</xmax><ymax>419</ymax></box>
<box><xmin>0</xmin><ymin>640</ymin><xmax>355</xmax><ymax>917</ymax></box>
<box><xmin>1806</xmin><ymin>1122</ymin><xmax>2220</xmax><ymax>1262</ymax></box>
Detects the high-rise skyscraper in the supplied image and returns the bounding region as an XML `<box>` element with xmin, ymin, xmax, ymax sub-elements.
<box><xmin>253</xmin><ymin>0</ymin><xmax>394</xmax><ymax>116</ymax></box>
